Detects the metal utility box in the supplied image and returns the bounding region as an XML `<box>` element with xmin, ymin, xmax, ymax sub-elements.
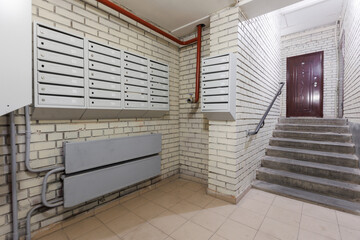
<box><xmin>32</xmin><ymin>23</ymin><xmax>171</xmax><ymax>120</ymax></box>
<box><xmin>0</xmin><ymin>0</ymin><xmax>32</xmax><ymax>116</ymax></box>
<box><xmin>201</xmin><ymin>53</ymin><xmax>236</xmax><ymax>120</ymax></box>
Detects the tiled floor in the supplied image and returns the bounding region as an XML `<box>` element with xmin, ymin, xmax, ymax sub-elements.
<box><xmin>36</xmin><ymin>179</ymin><xmax>360</xmax><ymax>240</ymax></box>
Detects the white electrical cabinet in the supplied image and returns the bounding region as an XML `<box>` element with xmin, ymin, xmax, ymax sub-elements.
<box><xmin>201</xmin><ymin>53</ymin><xmax>236</xmax><ymax>121</ymax></box>
<box><xmin>0</xmin><ymin>0</ymin><xmax>32</xmax><ymax>116</ymax></box>
<box><xmin>32</xmin><ymin>23</ymin><xmax>170</xmax><ymax>120</ymax></box>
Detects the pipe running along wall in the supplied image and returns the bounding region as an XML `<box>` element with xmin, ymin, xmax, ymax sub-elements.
<box><xmin>96</xmin><ymin>0</ymin><xmax>204</xmax><ymax>103</ymax></box>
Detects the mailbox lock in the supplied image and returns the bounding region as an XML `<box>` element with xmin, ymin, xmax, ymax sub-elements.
<box><xmin>41</xmin><ymin>88</ymin><xmax>45</xmax><ymax>91</ymax></box>
<box><xmin>41</xmin><ymin>76</ymin><xmax>44</xmax><ymax>80</ymax></box>
<box><xmin>91</xmin><ymin>54</ymin><xmax>94</xmax><ymax>57</ymax></box>
<box><xmin>40</xmin><ymin>54</ymin><xmax>44</xmax><ymax>57</ymax></box>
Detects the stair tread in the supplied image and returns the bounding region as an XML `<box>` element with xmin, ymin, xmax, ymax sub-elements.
<box><xmin>257</xmin><ymin>167</ymin><xmax>360</xmax><ymax>192</ymax></box>
<box><xmin>252</xmin><ymin>180</ymin><xmax>360</xmax><ymax>215</ymax></box>
<box><xmin>267</xmin><ymin>145</ymin><xmax>359</xmax><ymax>160</ymax></box>
<box><xmin>270</xmin><ymin>137</ymin><xmax>355</xmax><ymax>147</ymax></box>
<box><xmin>273</xmin><ymin>130</ymin><xmax>352</xmax><ymax>136</ymax></box>
<box><xmin>277</xmin><ymin>123</ymin><xmax>349</xmax><ymax>128</ymax></box>
<box><xmin>263</xmin><ymin>156</ymin><xmax>360</xmax><ymax>174</ymax></box>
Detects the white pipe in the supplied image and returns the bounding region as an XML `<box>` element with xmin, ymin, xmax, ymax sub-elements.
<box><xmin>10</xmin><ymin>112</ymin><xmax>19</xmax><ymax>240</ymax></box>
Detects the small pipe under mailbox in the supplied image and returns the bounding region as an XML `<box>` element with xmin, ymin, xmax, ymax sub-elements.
<box><xmin>95</xmin><ymin>0</ymin><xmax>204</xmax><ymax>104</ymax></box>
<box><xmin>10</xmin><ymin>112</ymin><xmax>19</xmax><ymax>240</ymax></box>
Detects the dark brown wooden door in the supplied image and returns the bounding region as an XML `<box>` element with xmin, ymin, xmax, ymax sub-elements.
<box><xmin>286</xmin><ymin>51</ymin><xmax>323</xmax><ymax>117</ymax></box>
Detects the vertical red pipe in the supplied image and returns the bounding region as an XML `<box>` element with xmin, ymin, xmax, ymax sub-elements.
<box><xmin>194</xmin><ymin>24</ymin><xmax>204</xmax><ymax>103</ymax></box>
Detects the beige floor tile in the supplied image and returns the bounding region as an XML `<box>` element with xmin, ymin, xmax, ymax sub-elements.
<box><xmin>170</xmin><ymin>186</ymin><xmax>194</xmax><ymax>200</ymax></box>
<box><xmin>190</xmin><ymin>209</ymin><xmax>227</xmax><ymax>232</ymax></box>
<box><xmin>186</xmin><ymin>192</ymin><xmax>216</xmax><ymax>208</ymax></box>
<box><xmin>153</xmin><ymin>192</ymin><xmax>182</xmax><ymax>209</ymax></box>
<box><xmin>245</xmin><ymin>189</ymin><xmax>276</xmax><ymax>205</ymax></box>
<box><xmin>63</xmin><ymin>217</ymin><xmax>103</xmax><ymax>240</ymax></box>
<box><xmin>172</xmin><ymin>179</ymin><xmax>190</xmax><ymax>187</ymax></box>
<box><xmin>238</xmin><ymin>197</ymin><xmax>271</xmax><ymax>215</ymax></box>
<box><xmin>204</xmin><ymin>198</ymin><xmax>237</xmax><ymax>217</ymax></box>
<box><xmin>170</xmin><ymin>221</ymin><xmax>213</xmax><ymax>240</ymax></box>
<box><xmin>158</xmin><ymin>182</ymin><xmax>178</xmax><ymax>193</ymax></box>
<box><xmin>298</xmin><ymin>229</ymin><xmax>336</xmax><ymax>240</ymax></box>
<box><xmin>254</xmin><ymin>231</ymin><xmax>280</xmax><ymax>240</ymax></box>
<box><xmin>132</xmin><ymin>201</ymin><xmax>167</xmax><ymax>220</ymax></box>
<box><xmin>272</xmin><ymin>196</ymin><xmax>303</xmax><ymax>213</ymax></box>
<box><xmin>229</xmin><ymin>207</ymin><xmax>265</xmax><ymax>230</ymax></box>
<box><xmin>38</xmin><ymin>230</ymin><xmax>68</xmax><ymax>240</ymax></box>
<box><xmin>105</xmin><ymin>212</ymin><xmax>145</xmax><ymax>238</ymax></box>
<box><xmin>75</xmin><ymin>225</ymin><xmax>120</xmax><ymax>240</ymax></box>
<box><xmin>141</xmin><ymin>189</ymin><xmax>165</xmax><ymax>201</ymax></box>
<box><xmin>259</xmin><ymin>217</ymin><xmax>298</xmax><ymax>240</ymax></box>
<box><xmin>95</xmin><ymin>204</ymin><xmax>130</xmax><ymax>223</ymax></box>
<box><xmin>216</xmin><ymin>219</ymin><xmax>257</xmax><ymax>240</ymax></box>
<box><xmin>336</xmin><ymin>211</ymin><xmax>360</xmax><ymax>231</ymax></box>
<box><xmin>165</xmin><ymin>237</ymin><xmax>175</xmax><ymax>240</ymax></box>
<box><xmin>302</xmin><ymin>203</ymin><xmax>337</xmax><ymax>223</ymax></box>
<box><xmin>300</xmin><ymin>215</ymin><xmax>340</xmax><ymax>240</ymax></box>
<box><xmin>149</xmin><ymin>210</ymin><xmax>187</xmax><ymax>235</ymax></box>
<box><xmin>170</xmin><ymin>200</ymin><xmax>202</xmax><ymax>219</ymax></box>
<box><xmin>122</xmin><ymin>222</ymin><xmax>168</xmax><ymax>240</ymax></box>
<box><xmin>266</xmin><ymin>205</ymin><xmax>301</xmax><ymax>227</ymax></box>
<box><xmin>183</xmin><ymin>181</ymin><xmax>205</xmax><ymax>192</ymax></box>
<box><xmin>122</xmin><ymin>197</ymin><xmax>149</xmax><ymax>211</ymax></box>
<box><xmin>340</xmin><ymin>226</ymin><xmax>360</xmax><ymax>240</ymax></box>
<box><xmin>209</xmin><ymin>234</ymin><xmax>227</xmax><ymax>240</ymax></box>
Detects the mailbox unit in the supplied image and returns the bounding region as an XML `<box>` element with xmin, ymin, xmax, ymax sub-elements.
<box><xmin>32</xmin><ymin>23</ymin><xmax>170</xmax><ymax>120</ymax></box>
<box><xmin>201</xmin><ymin>53</ymin><xmax>236</xmax><ymax>121</ymax></box>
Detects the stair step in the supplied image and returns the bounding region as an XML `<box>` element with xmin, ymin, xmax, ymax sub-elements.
<box><xmin>252</xmin><ymin>180</ymin><xmax>360</xmax><ymax>215</ymax></box>
<box><xmin>276</xmin><ymin>124</ymin><xmax>350</xmax><ymax>133</ymax></box>
<box><xmin>273</xmin><ymin>130</ymin><xmax>352</xmax><ymax>143</ymax></box>
<box><xmin>279</xmin><ymin>118</ymin><xmax>347</xmax><ymax>126</ymax></box>
<box><xmin>266</xmin><ymin>146</ymin><xmax>358</xmax><ymax>168</ymax></box>
<box><xmin>256</xmin><ymin>168</ymin><xmax>360</xmax><ymax>202</ymax></box>
<box><xmin>269</xmin><ymin>137</ymin><xmax>355</xmax><ymax>154</ymax></box>
<box><xmin>262</xmin><ymin>156</ymin><xmax>360</xmax><ymax>184</ymax></box>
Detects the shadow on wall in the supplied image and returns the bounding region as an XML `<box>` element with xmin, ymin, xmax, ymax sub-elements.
<box><xmin>349</xmin><ymin>122</ymin><xmax>360</xmax><ymax>167</ymax></box>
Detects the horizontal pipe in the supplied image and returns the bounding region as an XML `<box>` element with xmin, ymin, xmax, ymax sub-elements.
<box><xmin>96</xmin><ymin>0</ymin><xmax>197</xmax><ymax>45</ymax></box>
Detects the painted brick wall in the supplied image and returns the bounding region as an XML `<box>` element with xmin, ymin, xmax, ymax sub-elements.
<box><xmin>280</xmin><ymin>25</ymin><xmax>338</xmax><ymax>118</ymax></box>
<box><xmin>0</xmin><ymin>0</ymin><xmax>181</xmax><ymax>238</ymax></box>
<box><xmin>341</xmin><ymin>0</ymin><xmax>360</xmax><ymax>123</ymax></box>
<box><xmin>207</xmin><ymin>7</ymin><xmax>281</xmax><ymax>201</ymax></box>
<box><xmin>179</xmin><ymin>30</ymin><xmax>210</xmax><ymax>183</ymax></box>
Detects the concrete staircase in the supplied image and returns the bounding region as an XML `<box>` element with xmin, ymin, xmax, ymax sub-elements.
<box><xmin>253</xmin><ymin>118</ymin><xmax>360</xmax><ymax>214</ymax></box>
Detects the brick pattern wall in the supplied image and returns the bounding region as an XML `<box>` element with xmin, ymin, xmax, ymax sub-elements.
<box><xmin>179</xmin><ymin>30</ymin><xmax>210</xmax><ymax>183</ymax></box>
<box><xmin>0</xmin><ymin>0</ymin><xmax>181</xmax><ymax>238</ymax></box>
<box><xmin>280</xmin><ymin>25</ymin><xmax>338</xmax><ymax>118</ymax></box>
<box><xmin>341</xmin><ymin>0</ymin><xmax>360</xmax><ymax>123</ymax></box>
<box><xmin>207</xmin><ymin>8</ymin><xmax>281</xmax><ymax>200</ymax></box>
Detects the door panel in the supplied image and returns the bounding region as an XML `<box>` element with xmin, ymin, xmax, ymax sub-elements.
<box><xmin>286</xmin><ymin>51</ymin><xmax>323</xmax><ymax>117</ymax></box>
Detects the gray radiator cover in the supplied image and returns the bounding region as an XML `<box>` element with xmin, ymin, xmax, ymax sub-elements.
<box><xmin>63</xmin><ymin>133</ymin><xmax>162</xmax><ymax>174</ymax></box>
<box><xmin>63</xmin><ymin>155</ymin><xmax>161</xmax><ymax>208</ymax></box>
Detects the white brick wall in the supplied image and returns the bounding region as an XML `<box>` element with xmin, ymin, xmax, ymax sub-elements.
<box><xmin>341</xmin><ymin>0</ymin><xmax>360</xmax><ymax>123</ymax></box>
<box><xmin>207</xmin><ymin>8</ymin><xmax>281</xmax><ymax>200</ymax></box>
<box><xmin>280</xmin><ymin>25</ymin><xmax>338</xmax><ymax>118</ymax></box>
<box><xmin>0</xmin><ymin>0</ymin><xmax>181</xmax><ymax>238</ymax></box>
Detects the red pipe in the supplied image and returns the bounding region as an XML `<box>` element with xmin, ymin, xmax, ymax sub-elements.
<box><xmin>194</xmin><ymin>24</ymin><xmax>204</xmax><ymax>103</ymax></box>
<box><xmin>96</xmin><ymin>0</ymin><xmax>203</xmax><ymax>103</ymax></box>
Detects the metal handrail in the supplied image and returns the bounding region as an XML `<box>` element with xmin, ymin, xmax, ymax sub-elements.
<box><xmin>247</xmin><ymin>82</ymin><xmax>285</xmax><ymax>136</ymax></box>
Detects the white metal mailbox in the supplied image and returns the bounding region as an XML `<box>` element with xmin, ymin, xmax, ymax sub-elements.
<box><xmin>148</xmin><ymin>59</ymin><xmax>169</xmax><ymax>111</ymax></box>
<box><xmin>87</xmin><ymin>40</ymin><xmax>122</xmax><ymax>110</ymax></box>
<box><xmin>33</xmin><ymin>23</ymin><xmax>86</xmax><ymax>111</ymax></box>
<box><xmin>32</xmin><ymin>23</ymin><xmax>171</xmax><ymax>119</ymax></box>
<box><xmin>201</xmin><ymin>53</ymin><xmax>236</xmax><ymax>121</ymax></box>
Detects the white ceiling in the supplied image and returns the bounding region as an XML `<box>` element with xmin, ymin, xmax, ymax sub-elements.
<box><xmin>112</xmin><ymin>0</ymin><xmax>236</xmax><ymax>37</ymax></box>
<box><xmin>279</xmin><ymin>0</ymin><xmax>344</xmax><ymax>36</ymax></box>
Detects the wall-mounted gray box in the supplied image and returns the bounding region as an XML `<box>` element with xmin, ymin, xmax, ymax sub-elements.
<box><xmin>201</xmin><ymin>53</ymin><xmax>236</xmax><ymax>121</ymax></box>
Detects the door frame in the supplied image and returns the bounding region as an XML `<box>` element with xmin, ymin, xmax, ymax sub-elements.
<box><xmin>286</xmin><ymin>51</ymin><xmax>324</xmax><ymax>118</ymax></box>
